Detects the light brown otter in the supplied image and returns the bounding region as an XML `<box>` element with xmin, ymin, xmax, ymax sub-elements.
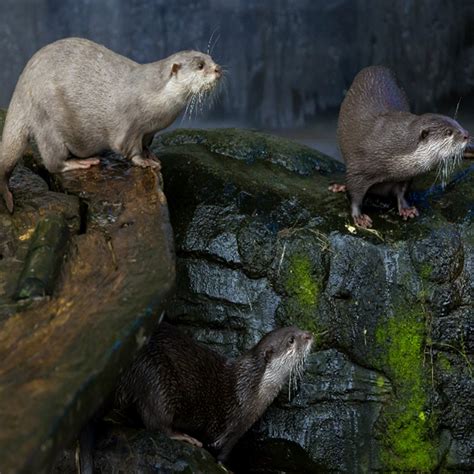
<box><xmin>333</xmin><ymin>65</ymin><xmax>470</xmax><ymax>228</ymax></box>
<box><xmin>0</xmin><ymin>37</ymin><xmax>222</xmax><ymax>213</ymax></box>
<box><xmin>115</xmin><ymin>322</ymin><xmax>313</xmax><ymax>462</ymax></box>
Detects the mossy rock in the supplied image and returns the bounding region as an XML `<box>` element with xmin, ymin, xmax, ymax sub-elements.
<box><xmin>154</xmin><ymin>128</ymin><xmax>474</xmax><ymax>472</ymax></box>
<box><xmin>156</xmin><ymin>127</ymin><xmax>345</xmax><ymax>176</ymax></box>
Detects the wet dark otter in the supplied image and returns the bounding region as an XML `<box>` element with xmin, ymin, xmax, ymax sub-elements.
<box><xmin>0</xmin><ymin>37</ymin><xmax>222</xmax><ymax>213</ymax></box>
<box><xmin>334</xmin><ymin>65</ymin><xmax>470</xmax><ymax>228</ymax></box>
<box><xmin>116</xmin><ymin>322</ymin><xmax>313</xmax><ymax>462</ymax></box>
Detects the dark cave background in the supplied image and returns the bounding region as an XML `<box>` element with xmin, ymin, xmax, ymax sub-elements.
<box><xmin>1</xmin><ymin>0</ymin><xmax>473</xmax><ymax>127</ymax></box>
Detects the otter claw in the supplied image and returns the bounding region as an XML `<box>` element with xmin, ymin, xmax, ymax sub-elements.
<box><xmin>353</xmin><ymin>214</ymin><xmax>373</xmax><ymax>228</ymax></box>
<box><xmin>399</xmin><ymin>206</ymin><xmax>419</xmax><ymax>220</ymax></box>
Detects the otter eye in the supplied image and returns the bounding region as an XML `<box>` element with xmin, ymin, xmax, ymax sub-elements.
<box><xmin>198</xmin><ymin>61</ymin><xmax>205</xmax><ymax>70</ymax></box>
<box><xmin>446</xmin><ymin>129</ymin><xmax>453</xmax><ymax>136</ymax></box>
<box><xmin>288</xmin><ymin>336</ymin><xmax>295</xmax><ymax>345</ymax></box>
<box><xmin>420</xmin><ymin>129</ymin><xmax>429</xmax><ymax>140</ymax></box>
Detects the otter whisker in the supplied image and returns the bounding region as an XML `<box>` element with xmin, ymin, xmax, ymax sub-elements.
<box><xmin>210</xmin><ymin>33</ymin><xmax>221</xmax><ymax>56</ymax></box>
<box><xmin>454</xmin><ymin>97</ymin><xmax>462</xmax><ymax>120</ymax></box>
<box><xmin>207</xmin><ymin>27</ymin><xmax>220</xmax><ymax>55</ymax></box>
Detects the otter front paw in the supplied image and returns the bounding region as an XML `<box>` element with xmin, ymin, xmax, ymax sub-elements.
<box><xmin>169</xmin><ymin>432</ymin><xmax>203</xmax><ymax>448</ymax></box>
<box><xmin>328</xmin><ymin>183</ymin><xmax>347</xmax><ymax>193</ymax></box>
<box><xmin>399</xmin><ymin>206</ymin><xmax>419</xmax><ymax>220</ymax></box>
<box><xmin>131</xmin><ymin>155</ymin><xmax>161</xmax><ymax>170</ymax></box>
<box><xmin>353</xmin><ymin>214</ymin><xmax>373</xmax><ymax>228</ymax></box>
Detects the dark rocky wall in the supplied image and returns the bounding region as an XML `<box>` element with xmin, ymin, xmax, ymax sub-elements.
<box><xmin>1</xmin><ymin>0</ymin><xmax>473</xmax><ymax>126</ymax></box>
<box><xmin>155</xmin><ymin>129</ymin><xmax>473</xmax><ymax>472</ymax></box>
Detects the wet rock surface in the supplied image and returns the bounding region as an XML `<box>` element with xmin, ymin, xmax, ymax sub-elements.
<box><xmin>0</xmin><ymin>111</ymin><xmax>175</xmax><ymax>473</ymax></box>
<box><xmin>150</xmin><ymin>128</ymin><xmax>471</xmax><ymax>472</ymax></box>
<box><xmin>52</xmin><ymin>424</ymin><xmax>226</xmax><ymax>474</ymax></box>
<box><xmin>1</xmin><ymin>118</ymin><xmax>472</xmax><ymax>472</ymax></box>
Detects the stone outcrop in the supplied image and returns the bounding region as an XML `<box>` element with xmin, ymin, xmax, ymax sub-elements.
<box><xmin>1</xmin><ymin>119</ymin><xmax>472</xmax><ymax>472</ymax></box>
<box><xmin>154</xmin><ymin>129</ymin><xmax>473</xmax><ymax>472</ymax></box>
<box><xmin>0</xmin><ymin>110</ymin><xmax>175</xmax><ymax>473</ymax></box>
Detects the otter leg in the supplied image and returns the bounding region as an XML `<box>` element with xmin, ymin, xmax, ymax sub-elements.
<box><xmin>347</xmin><ymin>181</ymin><xmax>373</xmax><ymax>228</ymax></box>
<box><xmin>35</xmin><ymin>131</ymin><xmax>70</xmax><ymax>173</ymax></box>
<box><xmin>141</xmin><ymin>133</ymin><xmax>161</xmax><ymax>167</ymax></box>
<box><xmin>394</xmin><ymin>182</ymin><xmax>419</xmax><ymax>220</ymax></box>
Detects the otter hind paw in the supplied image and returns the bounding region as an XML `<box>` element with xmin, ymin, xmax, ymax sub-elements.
<box><xmin>399</xmin><ymin>206</ymin><xmax>419</xmax><ymax>220</ymax></box>
<box><xmin>353</xmin><ymin>214</ymin><xmax>373</xmax><ymax>228</ymax></box>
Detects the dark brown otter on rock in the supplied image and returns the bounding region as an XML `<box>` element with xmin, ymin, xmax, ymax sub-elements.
<box><xmin>115</xmin><ymin>322</ymin><xmax>313</xmax><ymax>461</ymax></box>
<box><xmin>334</xmin><ymin>65</ymin><xmax>470</xmax><ymax>228</ymax></box>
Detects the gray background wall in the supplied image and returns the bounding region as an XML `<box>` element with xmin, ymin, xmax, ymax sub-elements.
<box><xmin>1</xmin><ymin>0</ymin><xmax>473</xmax><ymax>127</ymax></box>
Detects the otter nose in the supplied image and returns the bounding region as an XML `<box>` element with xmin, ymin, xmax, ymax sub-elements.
<box><xmin>302</xmin><ymin>332</ymin><xmax>313</xmax><ymax>342</ymax></box>
<box><xmin>214</xmin><ymin>66</ymin><xmax>222</xmax><ymax>77</ymax></box>
<box><xmin>463</xmin><ymin>133</ymin><xmax>470</xmax><ymax>141</ymax></box>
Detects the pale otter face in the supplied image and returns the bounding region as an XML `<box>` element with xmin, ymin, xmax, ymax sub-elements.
<box><xmin>412</xmin><ymin>114</ymin><xmax>469</xmax><ymax>184</ymax></box>
<box><xmin>259</xmin><ymin>326</ymin><xmax>313</xmax><ymax>391</ymax></box>
<box><xmin>170</xmin><ymin>50</ymin><xmax>222</xmax><ymax>95</ymax></box>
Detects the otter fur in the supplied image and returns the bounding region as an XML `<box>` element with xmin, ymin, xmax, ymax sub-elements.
<box><xmin>0</xmin><ymin>37</ymin><xmax>221</xmax><ymax>212</ymax></box>
<box><xmin>335</xmin><ymin>65</ymin><xmax>469</xmax><ymax>228</ymax></box>
<box><xmin>116</xmin><ymin>322</ymin><xmax>313</xmax><ymax>462</ymax></box>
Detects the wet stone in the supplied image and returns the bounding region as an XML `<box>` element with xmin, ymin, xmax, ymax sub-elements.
<box><xmin>15</xmin><ymin>215</ymin><xmax>69</xmax><ymax>299</ymax></box>
<box><xmin>0</xmin><ymin>107</ymin><xmax>175</xmax><ymax>474</ymax></box>
<box><xmin>52</xmin><ymin>425</ymin><xmax>226</xmax><ymax>474</ymax></box>
<box><xmin>153</xmin><ymin>128</ymin><xmax>474</xmax><ymax>472</ymax></box>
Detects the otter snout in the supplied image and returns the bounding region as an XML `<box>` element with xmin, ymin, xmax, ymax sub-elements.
<box><xmin>298</xmin><ymin>330</ymin><xmax>314</xmax><ymax>352</ymax></box>
<box><xmin>214</xmin><ymin>65</ymin><xmax>222</xmax><ymax>78</ymax></box>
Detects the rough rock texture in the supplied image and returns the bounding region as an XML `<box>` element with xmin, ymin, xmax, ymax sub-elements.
<box><xmin>1</xmin><ymin>1</ymin><xmax>474</xmax><ymax>126</ymax></box>
<box><xmin>0</xmin><ymin>110</ymin><xmax>175</xmax><ymax>473</ymax></box>
<box><xmin>52</xmin><ymin>424</ymin><xmax>227</xmax><ymax>474</ymax></box>
<box><xmin>148</xmin><ymin>129</ymin><xmax>470</xmax><ymax>472</ymax></box>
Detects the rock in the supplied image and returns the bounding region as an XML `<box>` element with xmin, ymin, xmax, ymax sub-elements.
<box><xmin>233</xmin><ymin>350</ymin><xmax>391</xmax><ymax>472</ymax></box>
<box><xmin>152</xmin><ymin>128</ymin><xmax>473</xmax><ymax>472</ymax></box>
<box><xmin>155</xmin><ymin>128</ymin><xmax>344</xmax><ymax>176</ymax></box>
<box><xmin>52</xmin><ymin>425</ymin><xmax>227</xmax><ymax>474</ymax></box>
<box><xmin>14</xmin><ymin>214</ymin><xmax>69</xmax><ymax>299</ymax></box>
<box><xmin>0</xmin><ymin>110</ymin><xmax>175</xmax><ymax>474</ymax></box>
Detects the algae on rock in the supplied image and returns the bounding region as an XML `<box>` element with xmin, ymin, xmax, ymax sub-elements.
<box><xmin>153</xmin><ymin>128</ymin><xmax>474</xmax><ymax>472</ymax></box>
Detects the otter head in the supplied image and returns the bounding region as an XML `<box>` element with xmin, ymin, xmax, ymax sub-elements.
<box><xmin>169</xmin><ymin>50</ymin><xmax>222</xmax><ymax>96</ymax></box>
<box><xmin>257</xmin><ymin>326</ymin><xmax>313</xmax><ymax>395</ymax></box>
<box><xmin>413</xmin><ymin>114</ymin><xmax>469</xmax><ymax>181</ymax></box>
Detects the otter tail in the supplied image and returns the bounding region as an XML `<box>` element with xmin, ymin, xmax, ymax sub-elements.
<box><xmin>0</xmin><ymin>141</ymin><xmax>13</xmax><ymax>213</ymax></box>
<box><xmin>0</xmin><ymin>118</ymin><xmax>29</xmax><ymax>214</ymax></box>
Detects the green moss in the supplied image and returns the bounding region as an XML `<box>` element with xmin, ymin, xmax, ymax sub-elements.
<box><xmin>437</xmin><ymin>353</ymin><xmax>452</xmax><ymax>373</ymax></box>
<box><xmin>419</xmin><ymin>263</ymin><xmax>433</xmax><ymax>280</ymax></box>
<box><xmin>376</xmin><ymin>304</ymin><xmax>437</xmax><ymax>471</ymax></box>
<box><xmin>286</xmin><ymin>255</ymin><xmax>319</xmax><ymax>308</ymax></box>
<box><xmin>284</xmin><ymin>254</ymin><xmax>321</xmax><ymax>336</ymax></box>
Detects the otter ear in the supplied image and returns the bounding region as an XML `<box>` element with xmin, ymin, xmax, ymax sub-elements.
<box><xmin>420</xmin><ymin>129</ymin><xmax>429</xmax><ymax>141</ymax></box>
<box><xmin>263</xmin><ymin>346</ymin><xmax>274</xmax><ymax>363</ymax></box>
<box><xmin>171</xmin><ymin>63</ymin><xmax>181</xmax><ymax>76</ymax></box>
